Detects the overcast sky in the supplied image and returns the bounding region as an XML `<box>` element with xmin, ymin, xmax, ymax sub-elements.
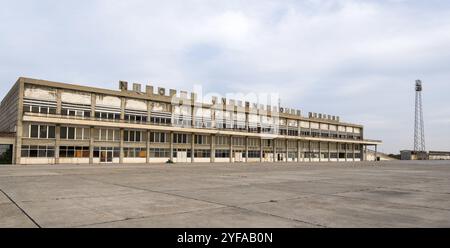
<box><xmin>1</xmin><ymin>0</ymin><xmax>449</xmax><ymax>153</ymax></box>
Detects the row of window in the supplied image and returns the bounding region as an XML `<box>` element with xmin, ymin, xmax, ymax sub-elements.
<box><xmin>23</xmin><ymin>105</ymin><xmax>57</xmax><ymax>115</ymax></box>
<box><xmin>61</xmin><ymin>127</ymin><xmax>90</xmax><ymax>140</ymax></box>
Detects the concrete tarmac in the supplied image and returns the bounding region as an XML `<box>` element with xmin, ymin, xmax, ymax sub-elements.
<box><xmin>0</xmin><ymin>161</ymin><xmax>449</xmax><ymax>228</ymax></box>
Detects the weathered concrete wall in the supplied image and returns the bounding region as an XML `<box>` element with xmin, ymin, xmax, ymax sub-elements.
<box><xmin>0</xmin><ymin>82</ymin><xmax>19</xmax><ymax>132</ymax></box>
<box><xmin>24</xmin><ymin>84</ymin><xmax>57</xmax><ymax>101</ymax></box>
<box><xmin>61</xmin><ymin>90</ymin><xmax>91</xmax><ymax>105</ymax></box>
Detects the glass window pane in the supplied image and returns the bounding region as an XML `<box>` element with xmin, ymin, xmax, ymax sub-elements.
<box><xmin>107</xmin><ymin>129</ymin><xmax>113</xmax><ymax>141</ymax></box>
<box><xmin>48</xmin><ymin>126</ymin><xmax>55</xmax><ymax>139</ymax></box>
<box><xmin>76</xmin><ymin>128</ymin><xmax>83</xmax><ymax>140</ymax></box>
<box><xmin>31</xmin><ymin>125</ymin><xmax>39</xmax><ymax>138</ymax></box>
<box><xmin>68</xmin><ymin>127</ymin><xmax>75</xmax><ymax>139</ymax></box>
<box><xmin>39</xmin><ymin>126</ymin><xmax>47</xmax><ymax>139</ymax></box>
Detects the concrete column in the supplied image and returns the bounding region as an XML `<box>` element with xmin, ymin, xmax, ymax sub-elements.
<box><xmin>285</xmin><ymin>139</ymin><xmax>288</xmax><ymax>163</ymax></box>
<box><xmin>245</xmin><ymin>136</ymin><xmax>249</xmax><ymax>163</ymax></box>
<box><xmin>345</xmin><ymin>143</ymin><xmax>348</xmax><ymax>162</ymax></box>
<box><xmin>146</xmin><ymin>130</ymin><xmax>150</xmax><ymax>164</ymax></box>
<box><xmin>120</xmin><ymin>98</ymin><xmax>125</xmax><ymax>120</ymax></box>
<box><xmin>119</xmin><ymin>128</ymin><xmax>124</xmax><ymax>163</ymax></box>
<box><xmin>89</xmin><ymin>127</ymin><xmax>94</xmax><ymax>164</ymax></box>
<box><xmin>210</xmin><ymin>135</ymin><xmax>215</xmax><ymax>163</ymax></box>
<box><xmin>56</xmin><ymin>89</ymin><xmax>62</xmax><ymax>115</ymax></box>
<box><xmin>337</xmin><ymin>142</ymin><xmax>340</xmax><ymax>162</ymax></box>
<box><xmin>147</xmin><ymin>101</ymin><xmax>152</xmax><ymax>124</ymax></box>
<box><xmin>191</xmin><ymin>133</ymin><xmax>195</xmax><ymax>163</ymax></box>
<box><xmin>55</xmin><ymin>125</ymin><xmax>60</xmax><ymax>164</ymax></box>
<box><xmin>259</xmin><ymin>138</ymin><xmax>263</xmax><ymax>163</ymax></box>
<box><xmin>169</xmin><ymin>132</ymin><xmax>174</xmax><ymax>161</ymax></box>
<box><xmin>364</xmin><ymin>145</ymin><xmax>368</xmax><ymax>161</ymax></box>
<box><xmin>318</xmin><ymin>142</ymin><xmax>321</xmax><ymax>162</ymax></box>
<box><xmin>309</xmin><ymin>141</ymin><xmax>312</xmax><ymax>162</ymax></box>
<box><xmin>273</xmin><ymin>139</ymin><xmax>277</xmax><ymax>162</ymax></box>
<box><xmin>229</xmin><ymin>136</ymin><xmax>233</xmax><ymax>163</ymax></box>
<box><xmin>91</xmin><ymin>94</ymin><xmax>96</xmax><ymax>119</ymax></box>
<box><xmin>328</xmin><ymin>142</ymin><xmax>331</xmax><ymax>162</ymax></box>
<box><xmin>297</xmin><ymin>140</ymin><xmax>301</xmax><ymax>162</ymax></box>
<box><xmin>375</xmin><ymin>145</ymin><xmax>378</xmax><ymax>162</ymax></box>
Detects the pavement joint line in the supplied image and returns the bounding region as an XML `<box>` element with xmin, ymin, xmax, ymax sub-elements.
<box><xmin>74</xmin><ymin>175</ymin><xmax>327</xmax><ymax>228</ymax></box>
<box><xmin>0</xmin><ymin>189</ymin><xmax>41</xmax><ymax>228</ymax></box>
<box><xmin>71</xmin><ymin>206</ymin><xmax>230</xmax><ymax>228</ymax></box>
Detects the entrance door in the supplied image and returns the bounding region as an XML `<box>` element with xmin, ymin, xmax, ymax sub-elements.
<box><xmin>106</xmin><ymin>151</ymin><xmax>113</xmax><ymax>163</ymax></box>
<box><xmin>100</xmin><ymin>150</ymin><xmax>113</xmax><ymax>163</ymax></box>
<box><xmin>100</xmin><ymin>151</ymin><xmax>107</xmax><ymax>163</ymax></box>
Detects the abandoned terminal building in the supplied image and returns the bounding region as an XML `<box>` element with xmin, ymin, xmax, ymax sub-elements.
<box><xmin>0</xmin><ymin>77</ymin><xmax>381</xmax><ymax>165</ymax></box>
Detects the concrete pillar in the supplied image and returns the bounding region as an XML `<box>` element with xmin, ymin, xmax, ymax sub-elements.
<box><xmin>364</xmin><ymin>145</ymin><xmax>368</xmax><ymax>161</ymax></box>
<box><xmin>328</xmin><ymin>142</ymin><xmax>331</xmax><ymax>162</ymax></box>
<box><xmin>318</xmin><ymin>142</ymin><xmax>321</xmax><ymax>162</ymax></box>
<box><xmin>55</xmin><ymin>125</ymin><xmax>60</xmax><ymax>164</ymax></box>
<box><xmin>309</xmin><ymin>141</ymin><xmax>312</xmax><ymax>162</ymax></box>
<box><xmin>191</xmin><ymin>133</ymin><xmax>195</xmax><ymax>163</ymax></box>
<box><xmin>119</xmin><ymin>128</ymin><xmax>124</xmax><ymax>163</ymax></box>
<box><xmin>56</xmin><ymin>89</ymin><xmax>62</xmax><ymax>115</ymax></box>
<box><xmin>245</xmin><ymin>136</ymin><xmax>249</xmax><ymax>163</ymax></box>
<box><xmin>146</xmin><ymin>130</ymin><xmax>150</xmax><ymax>164</ymax></box>
<box><xmin>89</xmin><ymin>127</ymin><xmax>94</xmax><ymax>164</ymax></box>
<box><xmin>91</xmin><ymin>93</ymin><xmax>96</xmax><ymax>119</ymax></box>
<box><xmin>273</xmin><ymin>139</ymin><xmax>277</xmax><ymax>162</ymax></box>
<box><xmin>297</xmin><ymin>140</ymin><xmax>301</xmax><ymax>162</ymax></box>
<box><xmin>285</xmin><ymin>139</ymin><xmax>289</xmax><ymax>163</ymax></box>
<box><xmin>169</xmin><ymin>132</ymin><xmax>174</xmax><ymax>161</ymax></box>
<box><xmin>375</xmin><ymin>145</ymin><xmax>378</xmax><ymax>162</ymax></box>
<box><xmin>337</xmin><ymin>142</ymin><xmax>341</xmax><ymax>162</ymax></box>
<box><xmin>120</xmin><ymin>98</ymin><xmax>125</xmax><ymax>120</ymax></box>
<box><xmin>259</xmin><ymin>138</ymin><xmax>263</xmax><ymax>163</ymax></box>
<box><xmin>229</xmin><ymin>136</ymin><xmax>233</xmax><ymax>163</ymax></box>
<box><xmin>210</xmin><ymin>135</ymin><xmax>215</xmax><ymax>163</ymax></box>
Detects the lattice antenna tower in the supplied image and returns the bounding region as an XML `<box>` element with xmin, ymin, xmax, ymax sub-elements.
<box><xmin>414</xmin><ymin>80</ymin><xmax>426</xmax><ymax>152</ymax></box>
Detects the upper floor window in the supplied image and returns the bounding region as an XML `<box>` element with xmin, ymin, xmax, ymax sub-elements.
<box><xmin>194</xmin><ymin>135</ymin><xmax>210</xmax><ymax>145</ymax></box>
<box><xmin>95</xmin><ymin>111</ymin><xmax>120</xmax><ymax>120</ymax></box>
<box><xmin>173</xmin><ymin>133</ymin><xmax>191</xmax><ymax>144</ymax></box>
<box><xmin>62</xmin><ymin>108</ymin><xmax>91</xmax><ymax>118</ymax></box>
<box><xmin>23</xmin><ymin>105</ymin><xmax>56</xmax><ymax>115</ymax></box>
<box><xmin>124</xmin><ymin>130</ymin><xmax>143</xmax><ymax>142</ymax></box>
<box><xmin>125</xmin><ymin>114</ymin><xmax>148</xmax><ymax>123</ymax></box>
<box><xmin>61</xmin><ymin>127</ymin><xmax>90</xmax><ymax>140</ymax></box>
<box><xmin>150</xmin><ymin>132</ymin><xmax>168</xmax><ymax>143</ymax></box>
<box><xmin>94</xmin><ymin>129</ymin><xmax>120</xmax><ymax>142</ymax></box>
<box><xmin>27</xmin><ymin>124</ymin><xmax>56</xmax><ymax>139</ymax></box>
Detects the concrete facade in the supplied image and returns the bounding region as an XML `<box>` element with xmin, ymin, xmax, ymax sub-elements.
<box><xmin>0</xmin><ymin>77</ymin><xmax>381</xmax><ymax>165</ymax></box>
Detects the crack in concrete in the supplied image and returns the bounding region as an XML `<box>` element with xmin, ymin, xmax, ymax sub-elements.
<box><xmin>0</xmin><ymin>189</ymin><xmax>41</xmax><ymax>228</ymax></box>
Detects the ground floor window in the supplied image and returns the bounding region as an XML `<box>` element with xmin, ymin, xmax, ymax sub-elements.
<box><xmin>215</xmin><ymin>149</ymin><xmax>230</xmax><ymax>158</ymax></box>
<box><xmin>288</xmin><ymin>151</ymin><xmax>297</xmax><ymax>159</ymax></box>
<box><xmin>194</xmin><ymin>149</ymin><xmax>210</xmax><ymax>158</ymax></box>
<box><xmin>248</xmin><ymin>150</ymin><xmax>260</xmax><ymax>158</ymax></box>
<box><xmin>59</xmin><ymin>146</ymin><xmax>90</xmax><ymax>158</ymax></box>
<box><xmin>21</xmin><ymin>146</ymin><xmax>55</xmax><ymax>158</ymax></box>
<box><xmin>124</xmin><ymin>147</ymin><xmax>146</xmax><ymax>158</ymax></box>
<box><xmin>0</xmin><ymin>145</ymin><xmax>13</xmax><ymax>164</ymax></box>
<box><xmin>150</xmin><ymin>148</ymin><xmax>170</xmax><ymax>158</ymax></box>
<box><xmin>94</xmin><ymin>147</ymin><xmax>120</xmax><ymax>158</ymax></box>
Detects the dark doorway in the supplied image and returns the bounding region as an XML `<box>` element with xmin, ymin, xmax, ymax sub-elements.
<box><xmin>0</xmin><ymin>145</ymin><xmax>13</xmax><ymax>164</ymax></box>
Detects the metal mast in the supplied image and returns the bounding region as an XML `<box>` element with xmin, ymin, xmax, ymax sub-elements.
<box><xmin>414</xmin><ymin>80</ymin><xmax>426</xmax><ymax>152</ymax></box>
